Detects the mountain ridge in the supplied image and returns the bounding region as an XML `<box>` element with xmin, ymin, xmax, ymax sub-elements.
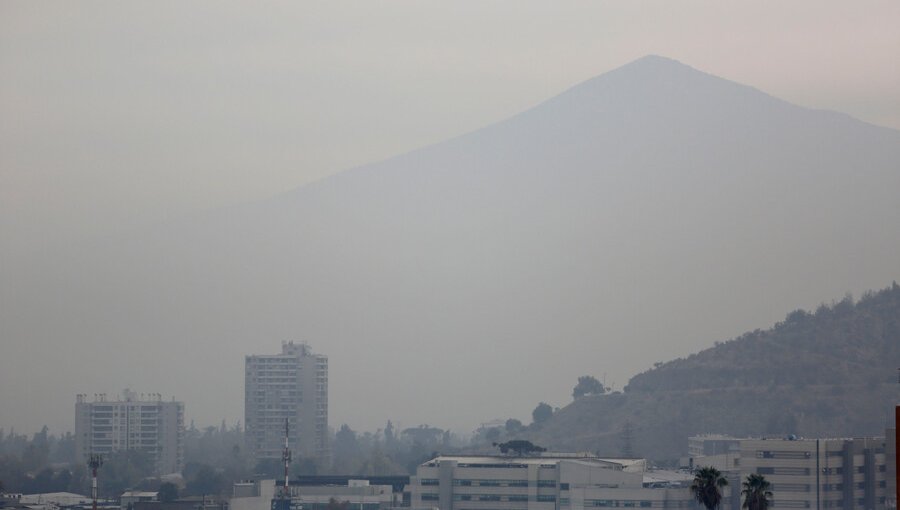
<box><xmin>518</xmin><ymin>283</ymin><xmax>900</xmax><ymax>462</ymax></box>
<box><xmin>2</xmin><ymin>55</ymin><xmax>899</xmax><ymax>434</ymax></box>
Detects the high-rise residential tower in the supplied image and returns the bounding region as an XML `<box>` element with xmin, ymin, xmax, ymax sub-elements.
<box><xmin>74</xmin><ymin>390</ymin><xmax>185</xmax><ymax>475</ymax></box>
<box><xmin>245</xmin><ymin>342</ymin><xmax>329</xmax><ymax>461</ymax></box>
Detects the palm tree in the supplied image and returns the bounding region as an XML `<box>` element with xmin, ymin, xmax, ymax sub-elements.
<box><xmin>691</xmin><ymin>466</ymin><xmax>729</xmax><ymax>510</ymax></box>
<box><xmin>741</xmin><ymin>474</ymin><xmax>772</xmax><ymax>510</ymax></box>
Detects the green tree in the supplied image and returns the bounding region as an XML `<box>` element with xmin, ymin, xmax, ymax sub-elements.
<box><xmin>326</xmin><ymin>498</ymin><xmax>349</xmax><ymax>510</ymax></box>
<box><xmin>572</xmin><ymin>376</ymin><xmax>605</xmax><ymax>399</ymax></box>
<box><xmin>493</xmin><ymin>440</ymin><xmax>546</xmax><ymax>456</ymax></box>
<box><xmin>505</xmin><ymin>419</ymin><xmax>524</xmax><ymax>434</ymax></box>
<box><xmin>185</xmin><ymin>464</ymin><xmax>226</xmax><ymax>496</ymax></box>
<box><xmin>531</xmin><ymin>403</ymin><xmax>553</xmax><ymax>424</ymax></box>
<box><xmin>159</xmin><ymin>482</ymin><xmax>179</xmax><ymax>502</ymax></box>
<box><xmin>99</xmin><ymin>450</ymin><xmax>155</xmax><ymax>498</ymax></box>
<box><xmin>741</xmin><ymin>474</ymin><xmax>772</xmax><ymax>510</ymax></box>
<box><xmin>691</xmin><ymin>467</ymin><xmax>728</xmax><ymax>510</ymax></box>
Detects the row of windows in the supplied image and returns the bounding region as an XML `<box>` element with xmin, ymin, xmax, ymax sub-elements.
<box><xmin>757</xmin><ymin>451</ymin><xmax>812</xmax><ymax>460</ymax></box>
<box><xmin>455</xmin><ymin>480</ymin><xmax>529</xmax><ymax>487</ymax></box>
<box><xmin>757</xmin><ymin>467</ymin><xmax>811</xmax><ymax>476</ymax></box>
<box><xmin>771</xmin><ymin>501</ymin><xmax>810</xmax><ymax>508</ymax></box>
<box><xmin>456</xmin><ymin>463</ymin><xmax>529</xmax><ymax>468</ymax></box>
<box><xmin>420</xmin><ymin>479</ymin><xmax>556</xmax><ymax>488</ymax></box>
<box><xmin>586</xmin><ymin>500</ymin><xmax>653</xmax><ymax>508</ymax></box>
<box><xmin>772</xmin><ymin>484</ymin><xmax>810</xmax><ymax>493</ymax></box>
<box><xmin>448</xmin><ymin>495</ymin><xmax>557</xmax><ymax>503</ymax></box>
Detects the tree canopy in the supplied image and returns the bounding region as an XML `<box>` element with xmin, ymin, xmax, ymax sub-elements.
<box><xmin>741</xmin><ymin>474</ymin><xmax>772</xmax><ymax>510</ymax></box>
<box><xmin>573</xmin><ymin>376</ymin><xmax>605</xmax><ymax>399</ymax></box>
<box><xmin>691</xmin><ymin>467</ymin><xmax>728</xmax><ymax>510</ymax></box>
<box><xmin>493</xmin><ymin>440</ymin><xmax>546</xmax><ymax>456</ymax></box>
<box><xmin>532</xmin><ymin>402</ymin><xmax>553</xmax><ymax>424</ymax></box>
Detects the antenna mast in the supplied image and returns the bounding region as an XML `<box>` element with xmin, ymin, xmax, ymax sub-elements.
<box><xmin>282</xmin><ymin>418</ymin><xmax>292</xmax><ymax>494</ymax></box>
<box><xmin>87</xmin><ymin>454</ymin><xmax>103</xmax><ymax>510</ymax></box>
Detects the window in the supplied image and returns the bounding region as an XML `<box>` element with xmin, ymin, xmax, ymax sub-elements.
<box><xmin>421</xmin><ymin>494</ymin><xmax>439</xmax><ymax>502</ymax></box>
<box><xmin>771</xmin><ymin>501</ymin><xmax>809</xmax><ymax>508</ymax></box>
<box><xmin>772</xmin><ymin>484</ymin><xmax>810</xmax><ymax>493</ymax></box>
<box><xmin>640</xmin><ymin>503</ymin><xmax>653</xmax><ymax>508</ymax></box>
<box><xmin>757</xmin><ymin>451</ymin><xmax>811</xmax><ymax>460</ymax></box>
<box><xmin>761</xmin><ymin>467</ymin><xmax>810</xmax><ymax>476</ymax></box>
<box><xmin>421</xmin><ymin>479</ymin><xmax>439</xmax><ymax>486</ymax></box>
<box><xmin>537</xmin><ymin>495</ymin><xmax>556</xmax><ymax>503</ymax></box>
<box><xmin>560</xmin><ymin>483</ymin><xmax>570</xmax><ymax>491</ymax></box>
<box><xmin>537</xmin><ymin>480</ymin><xmax>556</xmax><ymax>488</ymax></box>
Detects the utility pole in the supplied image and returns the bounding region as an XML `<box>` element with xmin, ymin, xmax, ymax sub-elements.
<box><xmin>87</xmin><ymin>454</ymin><xmax>103</xmax><ymax>510</ymax></box>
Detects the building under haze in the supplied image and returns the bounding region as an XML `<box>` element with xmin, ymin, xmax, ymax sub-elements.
<box><xmin>74</xmin><ymin>390</ymin><xmax>184</xmax><ymax>474</ymax></box>
<box><xmin>687</xmin><ymin>435</ymin><xmax>891</xmax><ymax>510</ymax></box>
<box><xmin>410</xmin><ymin>453</ymin><xmax>714</xmax><ymax>510</ymax></box>
<box><xmin>739</xmin><ymin>437</ymin><xmax>889</xmax><ymax>510</ymax></box>
<box><xmin>245</xmin><ymin>342</ymin><xmax>329</xmax><ymax>461</ymax></box>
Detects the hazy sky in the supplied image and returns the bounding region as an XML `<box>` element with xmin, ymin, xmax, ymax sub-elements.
<box><xmin>2</xmin><ymin>1</ymin><xmax>899</xmax><ymax>253</ymax></box>
<box><xmin>2</xmin><ymin>1</ymin><xmax>900</xmax><ymax>435</ymax></box>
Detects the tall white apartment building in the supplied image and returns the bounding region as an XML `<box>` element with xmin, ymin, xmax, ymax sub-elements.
<box><xmin>74</xmin><ymin>390</ymin><xmax>185</xmax><ymax>474</ymax></box>
<box><xmin>245</xmin><ymin>342</ymin><xmax>329</xmax><ymax>461</ymax></box>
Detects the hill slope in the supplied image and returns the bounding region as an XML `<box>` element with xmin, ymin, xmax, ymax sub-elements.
<box><xmin>524</xmin><ymin>284</ymin><xmax>900</xmax><ymax>461</ymax></box>
<box><xmin>2</xmin><ymin>56</ymin><xmax>900</xmax><ymax>433</ymax></box>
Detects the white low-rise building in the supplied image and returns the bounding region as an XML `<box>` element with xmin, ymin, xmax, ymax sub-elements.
<box><xmin>410</xmin><ymin>454</ymin><xmax>709</xmax><ymax>510</ymax></box>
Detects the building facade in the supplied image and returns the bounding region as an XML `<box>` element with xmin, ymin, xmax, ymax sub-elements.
<box><xmin>737</xmin><ymin>437</ymin><xmax>888</xmax><ymax>510</ymax></box>
<box><xmin>410</xmin><ymin>454</ymin><xmax>710</xmax><ymax>510</ymax></box>
<box><xmin>74</xmin><ymin>391</ymin><xmax>185</xmax><ymax>474</ymax></box>
<box><xmin>245</xmin><ymin>342</ymin><xmax>329</xmax><ymax>461</ymax></box>
<box><xmin>886</xmin><ymin>421</ymin><xmax>896</xmax><ymax>510</ymax></box>
<box><xmin>276</xmin><ymin>480</ymin><xmax>398</xmax><ymax>510</ymax></box>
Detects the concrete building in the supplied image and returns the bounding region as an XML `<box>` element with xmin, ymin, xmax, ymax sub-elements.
<box><xmin>19</xmin><ymin>493</ymin><xmax>92</xmax><ymax>507</ymax></box>
<box><xmin>688</xmin><ymin>436</ymin><xmax>742</xmax><ymax>458</ymax></box>
<box><xmin>75</xmin><ymin>390</ymin><xmax>185</xmax><ymax>474</ymax></box>
<box><xmin>884</xmin><ymin>417</ymin><xmax>896</xmax><ymax>510</ymax></box>
<box><xmin>245</xmin><ymin>342</ymin><xmax>329</xmax><ymax>461</ymax></box>
<box><xmin>738</xmin><ymin>437</ymin><xmax>888</xmax><ymax>510</ymax></box>
<box><xmin>410</xmin><ymin>454</ymin><xmax>712</xmax><ymax>510</ymax></box>
<box><xmin>279</xmin><ymin>480</ymin><xmax>398</xmax><ymax>510</ymax></box>
<box><xmin>133</xmin><ymin>498</ymin><xmax>227</xmax><ymax>510</ymax></box>
<box><xmin>121</xmin><ymin>492</ymin><xmax>159</xmax><ymax>509</ymax></box>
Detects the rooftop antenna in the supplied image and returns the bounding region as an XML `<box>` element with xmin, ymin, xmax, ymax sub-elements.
<box><xmin>88</xmin><ymin>454</ymin><xmax>103</xmax><ymax>510</ymax></box>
